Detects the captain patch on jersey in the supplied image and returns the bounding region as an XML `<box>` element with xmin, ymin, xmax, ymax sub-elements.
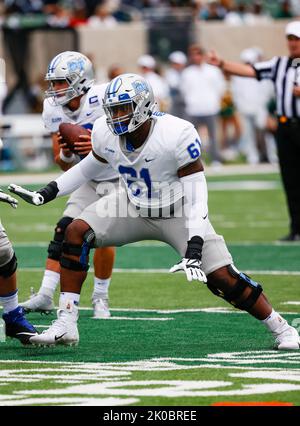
<box><xmin>42</xmin><ymin>83</ymin><xmax>107</xmax><ymax>133</ymax></box>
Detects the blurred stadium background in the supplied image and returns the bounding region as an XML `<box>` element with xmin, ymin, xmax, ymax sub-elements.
<box><xmin>0</xmin><ymin>0</ymin><xmax>298</xmax><ymax>171</ymax></box>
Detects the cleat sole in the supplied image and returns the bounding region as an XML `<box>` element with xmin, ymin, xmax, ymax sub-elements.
<box><xmin>22</xmin><ymin>308</ymin><xmax>54</xmax><ymax>315</ymax></box>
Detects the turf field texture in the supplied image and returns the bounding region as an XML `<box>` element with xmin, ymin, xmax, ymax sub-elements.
<box><xmin>0</xmin><ymin>169</ymin><xmax>300</xmax><ymax>406</ymax></box>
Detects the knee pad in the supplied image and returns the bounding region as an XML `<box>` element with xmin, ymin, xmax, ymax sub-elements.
<box><xmin>0</xmin><ymin>235</ymin><xmax>14</xmax><ymax>267</ymax></box>
<box><xmin>48</xmin><ymin>217</ymin><xmax>73</xmax><ymax>261</ymax></box>
<box><xmin>207</xmin><ymin>265</ymin><xmax>263</xmax><ymax>311</ymax></box>
<box><xmin>0</xmin><ymin>253</ymin><xmax>17</xmax><ymax>278</ymax></box>
<box><xmin>60</xmin><ymin>229</ymin><xmax>95</xmax><ymax>272</ymax></box>
<box><xmin>54</xmin><ymin>217</ymin><xmax>73</xmax><ymax>243</ymax></box>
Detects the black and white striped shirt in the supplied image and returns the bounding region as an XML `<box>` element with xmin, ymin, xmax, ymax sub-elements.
<box><xmin>253</xmin><ymin>56</ymin><xmax>300</xmax><ymax>118</ymax></box>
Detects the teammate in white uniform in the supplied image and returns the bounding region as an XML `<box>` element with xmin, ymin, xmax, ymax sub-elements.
<box><xmin>0</xmin><ymin>189</ymin><xmax>38</xmax><ymax>344</ymax></box>
<box><xmin>20</xmin><ymin>51</ymin><xmax>118</xmax><ymax>318</ymax></box>
<box><xmin>10</xmin><ymin>73</ymin><xmax>300</xmax><ymax>350</ymax></box>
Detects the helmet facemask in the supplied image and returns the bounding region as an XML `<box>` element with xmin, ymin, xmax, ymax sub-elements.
<box><xmin>45</xmin><ymin>75</ymin><xmax>81</xmax><ymax>106</ymax></box>
<box><xmin>103</xmin><ymin>78</ymin><xmax>155</xmax><ymax>136</ymax></box>
<box><xmin>105</xmin><ymin>97</ymin><xmax>149</xmax><ymax>136</ymax></box>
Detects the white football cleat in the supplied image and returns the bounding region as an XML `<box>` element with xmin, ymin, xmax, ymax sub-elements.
<box><xmin>30</xmin><ymin>305</ymin><xmax>79</xmax><ymax>347</ymax></box>
<box><xmin>274</xmin><ymin>326</ymin><xmax>300</xmax><ymax>350</ymax></box>
<box><xmin>20</xmin><ymin>291</ymin><xmax>54</xmax><ymax>314</ymax></box>
<box><xmin>92</xmin><ymin>298</ymin><xmax>111</xmax><ymax>319</ymax></box>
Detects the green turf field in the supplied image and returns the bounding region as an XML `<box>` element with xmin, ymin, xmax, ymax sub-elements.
<box><xmin>0</xmin><ymin>173</ymin><xmax>300</xmax><ymax>406</ymax></box>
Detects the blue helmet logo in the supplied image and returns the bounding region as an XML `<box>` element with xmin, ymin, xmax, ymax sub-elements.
<box><xmin>67</xmin><ymin>59</ymin><xmax>85</xmax><ymax>73</ymax></box>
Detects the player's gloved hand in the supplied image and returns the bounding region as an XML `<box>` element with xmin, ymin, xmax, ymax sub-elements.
<box><xmin>8</xmin><ymin>184</ymin><xmax>44</xmax><ymax>206</ymax></box>
<box><xmin>169</xmin><ymin>258</ymin><xmax>207</xmax><ymax>283</ymax></box>
<box><xmin>169</xmin><ymin>236</ymin><xmax>207</xmax><ymax>283</ymax></box>
<box><xmin>0</xmin><ymin>188</ymin><xmax>18</xmax><ymax>209</ymax></box>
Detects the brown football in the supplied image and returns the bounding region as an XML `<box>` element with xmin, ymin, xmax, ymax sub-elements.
<box><xmin>59</xmin><ymin>123</ymin><xmax>90</xmax><ymax>153</ymax></box>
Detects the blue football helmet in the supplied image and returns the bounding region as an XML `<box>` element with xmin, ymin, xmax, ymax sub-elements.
<box><xmin>103</xmin><ymin>73</ymin><xmax>156</xmax><ymax>136</ymax></box>
<box><xmin>45</xmin><ymin>51</ymin><xmax>94</xmax><ymax>106</ymax></box>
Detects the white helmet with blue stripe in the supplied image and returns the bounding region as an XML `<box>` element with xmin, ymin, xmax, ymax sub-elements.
<box><xmin>45</xmin><ymin>51</ymin><xmax>94</xmax><ymax>106</ymax></box>
<box><xmin>103</xmin><ymin>73</ymin><xmax>156</xmax><ymax>136</ymax></box>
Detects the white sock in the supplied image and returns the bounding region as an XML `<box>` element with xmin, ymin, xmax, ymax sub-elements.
<box><xmin>39</xmin><ymin>270</ymin><xmax>60</xmax><ymax>299</ymax></box>
<box><xmin>93</xmin><ymin>277</ymin><xmax>111</xmax><ymax>300</ymax></box>
<box><xmin>261</xmin><ymin>309</ymin><xmax>288</xmax><ymax>334</ymax></box>
<box><xmin>59</xmin><ymin>292</ymin><xmax>80</xmax><ymax>320</ymax></box>
<box><xmin>59</xmin><ymin>292</ymin><xmax>80</xmax><ymax>307</ymax></box>
<box><xmin>0</xmin><ymin>290</ymin><xmax>18</xmax><ymax>314</ymax></box>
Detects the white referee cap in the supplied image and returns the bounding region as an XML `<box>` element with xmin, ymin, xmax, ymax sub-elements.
<box><xmin>240</xmin><ymin>48</ymin><xmax>260</xmax><ymax>64</ymax></box>
<box><xmin>168</xmin><ymin>51</ymin><xmax>187</xmax><ymax>65</ymax></box>
<box><xmin>137</xmin><ymin>55</ymin><xmax>156</xmax><ymax>69</ymax></box>
<box><xmin>286</xmin><ymin>21</ymin><xmax>300</xmax><ymax>39</ymax></box>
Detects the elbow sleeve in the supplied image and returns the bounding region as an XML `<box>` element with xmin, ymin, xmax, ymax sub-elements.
<box><xmin>180</xmin><ymin>171</ymin><xmax>209</xmax><ymax>240</ymax></box>
<box><xmin>55</xmin><ymin>152</ymin><xmax>101</xmax><ymax>197</ymax></box>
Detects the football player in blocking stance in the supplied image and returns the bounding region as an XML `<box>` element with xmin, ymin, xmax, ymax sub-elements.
<box><xmin>0</xmin><ymin>189</ymin><xmax>38</xmax><ymax>344</ymax></box>
<box><xmin>10</xmin><ymin>74</ymin><xmax>300</xmax><ymax>350</ymax></box>
<box><xmin>20</xmin><ymin>51</ymin><xmax>119</xmax><ymax>318</ymax></box>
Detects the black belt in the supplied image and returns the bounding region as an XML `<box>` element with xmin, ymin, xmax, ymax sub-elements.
<box><xmin>277</xmin><ymin>116</ymin><xmax>300</xmax><ymax>125</ymax></box>
<box><xmin>131</xmin><ymin>197</ymin><xmax>185</xmax><ymax>219</ymax></box>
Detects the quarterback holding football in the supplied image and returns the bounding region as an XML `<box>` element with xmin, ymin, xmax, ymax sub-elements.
<box><xmin>20</xmin><ymin>51</ymin><xmax>118</xmax><ymax>319</ymax></box>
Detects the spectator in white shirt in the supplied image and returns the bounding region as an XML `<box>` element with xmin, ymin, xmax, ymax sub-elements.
<box><xmin>180</xmin><ymin>44</ymin><xmax>226</xmax><ymax>164</ymax></box>
<box><xmin>231</xmin><ymin>47</ymin><xmax>275</xmax><ymax>164</ymax></box>
<box><xmin>87</xmin><ymin>2</ymin><xmax>118</xmax><ymax>28</ymax></box>
<box><xmin>137</xmin><ymin>54</ymin><xmax>170</xmax><ymax>112</ymax></box>
<box><xmin>165</xmin><ymin>50</ymin><xmax>187</xmax><ymax>118</ymax></box>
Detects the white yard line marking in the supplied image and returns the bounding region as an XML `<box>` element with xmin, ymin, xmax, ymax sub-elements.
<box><xmin>92</xmin><ymin>316</ymin><xmax>173</xmax><ymax>321</ymax></box>
<box><xmin>0</xmin><ymin>397</ymin><xmax>139</xmax><ymax>406</ymax></box>
<box><xmin>0</xmin><ymin>352</ymin><xmax>299</xmax><ymax>371</ymax></box>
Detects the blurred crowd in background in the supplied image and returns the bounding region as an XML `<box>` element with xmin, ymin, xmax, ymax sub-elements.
<box><xmin>136</xmin><ymin>45</ymin><xmax>278</xmax><ymax>167</ymax></box>
<box><xmin>0</xmin><ymin>42</ymin><xmax>278</xmax><ymax>170</ymax></box>
<box><xmin>0</xmin><ymin>0</ymin><xmax>292</xmax><ymax>170</ymax></box>
<box><xmin>0</xmin><ymin>0</ymin><xmax>299</xmax><ymax>28</ymax></box>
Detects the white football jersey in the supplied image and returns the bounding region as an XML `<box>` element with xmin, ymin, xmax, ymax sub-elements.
<box><xmin>42</xmin><ymin>83</ymin><xmax>118</xmax><ymax>182</ymax></box>
<box><xmin>92</xmin><ymin>112</ymin><xmax>202</xmax><ymax>210</ymax></box>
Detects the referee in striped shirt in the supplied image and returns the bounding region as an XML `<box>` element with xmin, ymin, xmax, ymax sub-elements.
<box><xmin>207</xmin><ymin>21</ymin><xmax>300</xmax><ymax>241</ymax></box>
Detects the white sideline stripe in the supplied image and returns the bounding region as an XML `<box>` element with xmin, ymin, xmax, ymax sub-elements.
<box><xmin>13</xmin><ymin>241</ymin><xmax>300</xmax><ymax>247</ymax></box>
<box><xmin>208</xmin><ymin>181</ymin><xmax>280</xmax><ymax>191</ymax></box>
<box><xmin>10</xmin><ymin>306</ymin><xmax>295</xmax><ymax>316</ymax></box>
<box><xmin>17</xmin><ymin>267</ymin><xmax>300</xmax><ymax>275</ymax></box>
<box><xmin>245</xmin><ymin>270</ymin><xmax>300</xmax><ymax>276</ymax></box>
<box><xmin>282</xmin><ymin>302</ymin><xmax>300</xmax><ymax>305</ymax></box>
<box><xmin>0</xmin><ymin>164</ymin><xmax>279</xmax><ymax>186</ymax></box>
<box><xmin>76</xmin><ymin>307</ymin><xmax>297</xmax><ymax>315</ymax></box>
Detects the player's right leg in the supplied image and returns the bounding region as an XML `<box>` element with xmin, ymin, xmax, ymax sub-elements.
<box><xmin>29</xmin><ymin>188</ymin><xmax>153</xmax><ymax>346</ymax></box>
<box><xmin>20</xmin><ymin>216</ymin><xmax>73</xmax><ymax>313</ymax></box>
